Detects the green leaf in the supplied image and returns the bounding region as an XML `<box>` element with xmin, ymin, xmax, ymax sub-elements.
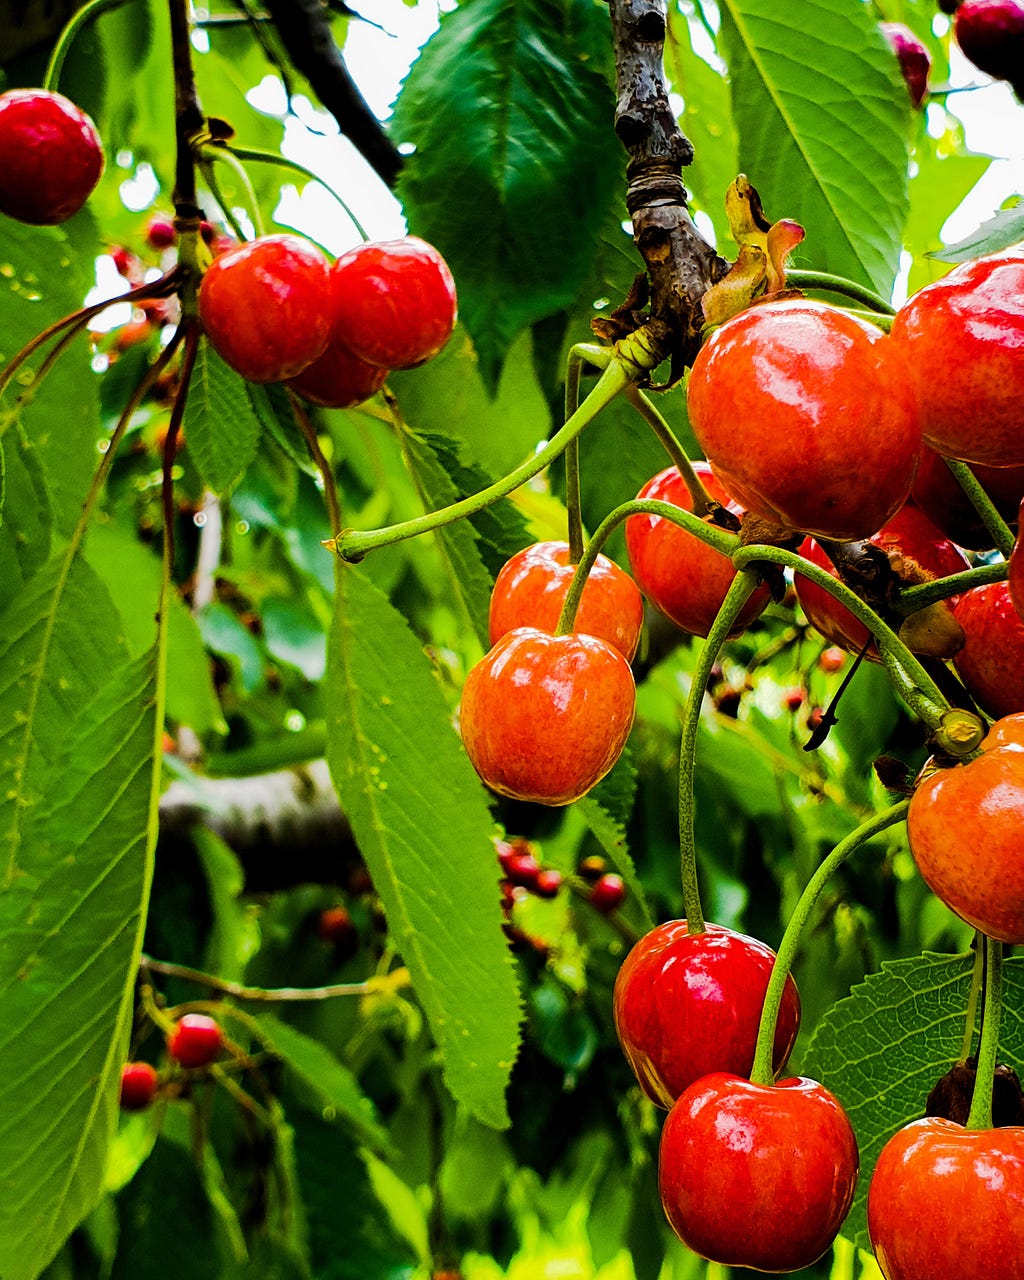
<box><xmin>931</xmin><ymin>199</ymin><xmax>1024</xmax><ymax>264</ymax></box>
<box><xmin>248</xmin><ymin>383</ymin><xmax>318</xmax><ymax>478</ymax></box>
<box><xmin>183</xmin><ymin>341</ymin><xmax>263</xmax><ymax>494</ymax></box>
<box><xmin>325</xmin><ymin>564</ymin><xmax>522</xmax><ymax>1128</ymax></box>
<box><xmin>719</xmin><ymin>0</ymin><xmax>911</xmax><ymax>295</ymax></box>
<box><xmin>254</xmin><ymin>1013</ymin><xmax>389</xmax><ymax>1152</ymax></box>
<box><xmin>577</xmin><ymin>749</ymin><xmax>653</xmax><ymax>930</ymax></box>
<box><xmin>392</xmin><ymin>0</ymin><xmax>621</xmax><ymax>388</ymax></box>
<box><xmin>0</xmin><ymin>424</ymin><xmax>53</xmax><ymax>598</ymax></box>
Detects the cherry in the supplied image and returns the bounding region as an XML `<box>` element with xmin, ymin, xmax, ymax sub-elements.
<box><xmin>819</xmin><ymin>645</ymin><xmax>846</xmax><ymax>674</ymax></box>
<box><xmin>459</xmin><ymin>627</ymin><xmax>635</xmax><ymax>806</ymax></box>
<box><xmin>659</xmin><ymin>1073</ymin><xmax>859</xmax><ymax>1271</ymax></box>
<box><xmin>330</xmin><ymin>236</ymin><xmax>457</xmax><ymax>370</ymax></box>
<box><xmin>588</xmin><ymin>872</ymin><xmax>626</xmax><ymax>914</ymax></box>
<box><xmin>625</xmin><ymin>463</ymin><xmax>771</xmax><ymax>638</ymax></box>
<box><xmin>613</xmin><ymin>920</ymin><xmax>800</xmax><ymax>1108</ymax></box>
<box><xmin>0</xmin><ymin>89</ymin><xmax>104</xmax><ymax>225</ymax></box>
<box><xmin>687</xmin><ymin>299</ymin><xmax>920</xmax><ymax>540</ymax></box>
<box><xmin>317</xmin><ymin>904</ymin><xmax>358</xmax><ymax>954</ymax></box>
<box><xmin>497</xmin><ymin>845</ymin><xmax>542</xmax><ymax>888</ymax></box>
<box><xmin>285</xmin><ymin>337</ymin><xmax>388</xmax><ymax>409</ymax></box>
<box><xmin>881</xmin><ymin>22</ymin><xmax>931</xmax><ymax>107</ymax></box>
<box><xmin>867</xmin><ymin>1117</ymin><xmax>1024</xmax><ymax>1279</ymax></box>
<box><xmin>952</xmin><ymin>582</ymin><xmax>1024</xmax><ymax>719</ymax></box>
<box><xmin>907</xmin><ymin>713</ymin><xmax>1024</xmax><ymax>943</ymax></box>
<box><xmin>889</xmin><ymin>251</ymin><xmax>1024</xmax><ymax>467</ymax></box>
<box><xmin>911</xmin><ymin>444</ymin><xmax>1024</xmax><ymax>549</ymax></box>
<box><xmin>145</xmin><ymin>214</ymin><xmax>176</xmax><ymax>250</ymax></box>
<box><xmin>533</xmin><ymin>868</ymin><xmax>563</xmax><ymax>898</ymax></box>
<box><xmin>1010</xmin><ymin>509</ymin><xmax>1024</xmax><ymax>622</ymax></box>
<box><xmin>954</xmin><ymin>0</ymin><xmax>1024</xmax><ymax>97</ymax></box>
<box><xmin>794</xmin><ymin>504</ymin><xmax>970</xmax><ymax>659</ymax></box>
<box><xmin>119</xmin><ymin>1061</ymin><xmax>158</xmax><ymax>1112</ymax></box>
<box><xmin>489</xmin><ymin>541</ymin><xmax>643</xmax><ymax>660</ymax></box>
<box><xmin>166</xmin><ymin>1013</ymin><xmax>224</xmax><ymax>1068</ymax></box>
<box><xmin>197</xmin><ymin>234</ymin><xmax>331</xmax><ymax>383</ymax></box>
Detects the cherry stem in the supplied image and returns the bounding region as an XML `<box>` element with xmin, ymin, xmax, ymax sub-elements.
<box><xmin>197</xmin><ymin>143</ymin><xmax>266</xmax><ymax>238</ymax></box>
<box><xmin>229</xmin><ymin>145</ymin><xmax>370</xmax><ymax>241</ymax></box>
<box><xmin>896</xmin><ymin>560</ymin><xmax>1007</xmax><ymax>614</ymax></box>
<box><xmin>732</xmin><ymin>543</ymin><xmax>950</xmax><ymax>729</ymax></box>
<box><xmin>564</xmin><ymin>349</ymin><xmax>586</xmax><ymax>563</ymax></box>
<box><xmin>140</xmin><ymin>953</ymin><xmax>378</xmax><ymax>1001</ymax></box>
<box><xmin>289</xmin><ymin>391</ymin><xmax>342</xmax><ymax>532</ymax></box>
<box><xmin>748</xmin><ymin>800</ymin><xmax>911</xmax><ymax>1086</ymax></box>
<box><xmin>160</xmin><ymin>322</ymin><xmax>200</xmax><ymax>568</ymax></box>
<box><xmin>966</xmin><ymin>936</ymin><xmax>1005</xmax><ymax>1130</ymax></box>
<box><xmin>623</xmin><ymin>387</ymin><xmax>714</xmax><ymax>516</ymax></box>
<box><xmin>959</xmin><ymin>940</ymin><xmax>986</xmax><ymax>1063</ymax></box>
<box><xmin>195</xmin><ymin>156</ymin><xmax>251</xmax><ymax>244</ymax></box>
<box><xmin>942</xmin><ymin>458</ymin><xmax>1016</xmax><ymax>560</ymax></box>
<box><xmin>784</xmin><ymin>270</ymin><xmax>896</xmax><ymax>315</ymax></box>
<box><xmin>43</xmin><ymin>0</ymin><xmax>131</xmax><ymax>90</ymax></box>
<box><xmin>169</xmin><ymin>0</ymin><xmax>205</xmax><ymax>215</ymax></box>
<box><xmin>677</xmin><ymin>570</ymin><xmax>762</xmax><ymax>936</ymax></box>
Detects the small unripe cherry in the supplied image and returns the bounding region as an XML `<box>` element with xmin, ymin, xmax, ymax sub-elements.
<box><xmin>317</xmin><ymin>904</ymin><xmax>358</xmax><ymax>952</ymax></box>
<box><xmin>145</xmin><ymin>214</ymin><xmax>176</xmax><ymax>250</ymax></box>
<box><xmin>119</xmin><ymin>1061</ymin><xmax>158</xmax><ymax>1111</ymax></box>
<box><xmin>533</xmin><ymin>868</ymin><xmax>564</xmax><ymax>898</ymax></box>
<box><xmin>881</xmin><ymin>22</ymin><xmax>932</xmax><ymax>107</ymax></box>
<box><xmin>589</xmin><ymin>873</ymin><xmax>626</xmax><ymax>914</ymax></box>
<box><xmin>167</xmin><ymin>1013</ymin><xmax>224</xmax><ymax>1068</ymax></box>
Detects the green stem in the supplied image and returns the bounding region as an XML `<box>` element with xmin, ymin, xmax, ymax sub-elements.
<box><xmin>141</xmin><ymin>954</ymin><xmax>373</xmax><ymax>1001</ymax></box>
<box><xmin>677</xmin><ymin>571</ymin><xmax>761</xmax><ymax>935</ymax></box>
<box><xmin>624</xmin><ymin>387</ymin><xmax>714</xmax><ymax>515</ymax></box>
<box><xmin>229</xmin><ymin>145</ymin><xmax>370</xmax><ymax>241</ymax></box>
<box><xmin>44</xmin><ymin>0</ymin><xmax>136</xmax><ymax>89</ymax></box>
<box><xmin>896</xmin><ymin>561</ymin><xmax>1008</xmax><ymax>615</ymax></box>
<box><xmin>330</xmin><ymin>356</ymin><xmax>637</xmax><ymax>561</ymax></box>
<box><xmin>197</xmin><ymin>146</ymin><xmax>266</xmax><ymax>237</ymax></box>
<box><xmin>965</xmin><ymin>936</ymin><xmax>1004</xmax><ymax>1131</ymax></box>
<box><xmin>564</xmin><ymin>349</ymin><xmax>586</xmax><ymax>563</ymax></box>
<box><xmin>959</xmin><ymin>940</ymin><xmax>986</xmax><ymax>1063</ymax></box>
<box><xmin>943</xmin><ymin>458</ymin><xmax>1016</xmax><ymax>560</ymax></box>
<box><xmin>749</xmin><ymin>800</ymin><xmax>910</xmax><ymax>1085</ymax></box>
<box><xmin>785</xmin><ymin>270</ymin><xmax>896</xmax><ymax>315</ymax></box>
<box><xmin>733</xmin><ymin>543</ymin><xmax>950</xmax><ymax>728</ymax></box>
<box><xmin>289</xmin><ymin>391</ymin><xmax>342</xmax><ymax>532</ymax></box>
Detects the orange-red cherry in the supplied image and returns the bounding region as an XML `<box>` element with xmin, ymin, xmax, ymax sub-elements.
<box><xmin>911</xmin><ymin>445</ymin><xmax>1024</xmax><ymax>550</ymax></box>
<box><xmin>0</xmin><ymin>89</ymin><xmax>104</xmax><ymax>225</ymax></box>
<box><xmin>489</xmin><ymin>541</ymin><xmax>643</xmax><ymax>660</ymax></box>
<box><xmin>952</xmin><ymin>582</ymin><xmax>1024</xmax><ymax>719</ymax></box>
<box><xmin>167</xmin><ymin>1013</ymin><xmax>224</xmax><ymax>1068</ymax></box>
<box><xmin>286</xmin><ymin>337</ymin><xmax>388</xmax><ymax>408</ymax></box>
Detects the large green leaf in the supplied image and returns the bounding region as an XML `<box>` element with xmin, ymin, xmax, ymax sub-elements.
<box><xmin>325</xmin><ymin>564</ymin><xmax>522</xmax><ymax>1128</ymax></box>
<box><xmin>719</xmin><ymin>0</ymin><xmax>911</xmax><ymax>295</ymax></box>
<box><xmin>183</xmin><ymin>341</ymin><xmax>263</xmax><ymax>494</ymax></box>
<box><xmin>392</xmin><ymin>0</ymin><xmax>621</xmax><ymax>388</ymax></box>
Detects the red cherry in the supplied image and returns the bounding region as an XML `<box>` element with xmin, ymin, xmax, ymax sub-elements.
<box><xmin>794</xmin><ymin>504</ymin><xmax>970</xmax><ymax>659</ymax></box>
<box><xmin>881</xmin><ymin>22</ymin><xmax>931</xmax><ymax>107</ymax></box>
<box><xmin>119</xmin><ymin>1061</ymin><xmax>158</xmax><ymax>1112</ymax></box>
<box><xmin>145</xmin><ymin>214</ymin><xmax>176</xmax><ymax>250</ymax></box>
<box><xmin>588</xmin><ymin>872</ymin><xmax>627</xmax><ymax>914</ymax></box>
<box><xmin>907</xmin><ymin>714</ymin><xmax>1024</xmax><ymax>943</ymax></box>
<box><xmin>818</xmin><ymin>645</ymin><xmax>846</xmax><ymax>674</ymax></box>
<box><xmin>687</xmin><ymin>299</ymin><xmax>921</xmax><ymax>540</ymax></box>
<box><xmin>1010</xmin><ymin>509</ymin><xmax>1024</xmax><ymax>623</ymax></box>
<box><xmin>911</xmin><ymin>444</ymin><xmax>1024</xmax><ymax>550</ymax></box>
<box><xmin>533</xmin><ymin>868</ymin><xmax>563</xmax><ymax>898</ymax></box>
<box><xmin>489</xmin><ymin>541</ymin><xmax>643</xmax><ymax>660</ymax></box>
<box><xmin>459</xmin><ymin>627</ymin><xmax>635</xmax><ymax>806</ymax></box>
<box><xmin>197</xmin><ymin>234</ymin><xmax>331</xmax><ymax>383</ymax></box>
<box><xmin>890</xmin><ymin>252</ymin><xmax>1024</xmax><ymax>467</ymax></box>
<box><xmin>659</xmin><ymin>1073</ymin><xmax>858</xmax><ymax>1271</ymax></box>
<box><xmin>0</xmin><ymin>89</ymin><xmax>104</xmax><ymax>225</ymax></box>
<box><xmin>330</xmin><ymin>236</ymin><xmax>457</xmax><ymax>370</ymax></box>
<box><xmin>167</xmin><ymin>1013</ymin><xmax>224</xmax><ymax>1068</ymax></box>
<box><xmin>952</xmin><ymin>582</ymin><xmax>1024</xmax><ymax>719</ymax></box>
<box><xmin>625</xmin><ymin>462</ymin><xmax>771</xmax><ymax>638</ymax></box>
<box><xmin>954</xmin><ymin>0</ymin><xmax>1024</xmax><ymax>96</ymax></box>
<box><xmin>500</xmin><ymin>851</ymin><xmax>541</xmax><ymax>889</ymax></box>
<box><xmin>783</xmin><ymin>687</ymin><xmax>806</xmax><ymax>711</ymax></box>
<box><xmin>613</xmin><ymin>920</ymin><xmax>801</xmax><ymax>1108</ymax></box>
<box><xmin>317</xmin><ymin>904</ymin><xmax>358</xmax><ymax>952</ymax></box>
<box><xmin>867</xmin><ymin>1117</ymin><xmax>1024</xmax><ymax>1280</ymax></box>
<box><xmin>286</xmin><ymin>337</ymin><xmax>388</xmax><ymax>408</ymax></box>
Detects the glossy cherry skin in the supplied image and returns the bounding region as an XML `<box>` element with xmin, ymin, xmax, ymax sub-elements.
<box><xmin>890</xmin><ymin>252</ymin><xmax>1024</xmax><ymax>468</ymax></box>
<box><xmin>459</xmin><ymin>627</ymin><xmax>635</xmax><ymax>806</ymax></box>
<box><xmin>331</xmin><ymin>236</ymin><xmax>457</xmax><ymax>370</ymax></box>
<box><xmin>952</xmin><ymin>582</ymin><xmax>1024</xmax><ymax>719</ymax></box>
<box><xmin>119</xmin><ymin>1061</ymin><xmax>158</xmax><ymax>1112</ymax></box>
<box><xmin>625</xmin><ymin>462</ymin><xmax>770</xmax><ymax>637</ymax></box>
<box><xmin>198</xmin><ymin>234</ymin><xmax>331</xmax><ymax>383</ymax></box>
<box><xmin>0</xmin><ymin>89</ymin><xmax>104</xmax><ymax>225</ymax></box>
<box><xmin>285</xmin><ymin>337</ymin><xmax>388</xmax><ymax>408</ymax></box>
<box><xmin>954</xmin><ymin>0</ymin><xmax>1024</xmax><ymax>95</ymax></box>
<box><xmin>489</xmin><ymin>541</ymin><xmax>643</xmax><ymax>660</ymax></box>
<box><xmin>167</xmin><ymin>1013</ymin><xmax>224</xmax><ymax>1068</ymax></box>
<box><xmin>687</xmin><ymin>299</ymin><xmax>920</xmax><ymax>540</ymax></box>
<box><xmin>881</xmin><ymin>22</ymin><xmax>931</xmax><ymax>107</ymax></box>
<box><xmin>588</xmin><ymin>873</ymin><xmax>627</xmax><ymax>914</ymax></box>
<box><xmin>659</xmin><ymin>1073</ymin><xmax>859</xmax><ymax>1272</ymax></box>
<box><xmin>614</xmin><ymin>920</ymin><xmax>801</xmax><ymax>1109</ymax></box>
<box><xmin>867</xmin><ymin>1117</ymin><xmax>1024</xmax><ymax>1280</ymax></box>
<box><xmin>907</xmin><ymin>714</ymin><xmax>1024</xmax><ymax>943</ymax></box>
<box><xmin>795</xmin><ymin>504</ymin><xmax>970</xmax><ymax>659</ymax></box>
<box><xmin>911</xmin><ymin>445</ymin><xmax>1024</xmax><ymax>550</ymax></box>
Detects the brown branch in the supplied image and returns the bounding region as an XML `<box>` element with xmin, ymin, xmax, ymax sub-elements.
<box><xmin>607</xmin><ymin>0</ymin><xmax>729</xmax><ymax>377</ymax></box>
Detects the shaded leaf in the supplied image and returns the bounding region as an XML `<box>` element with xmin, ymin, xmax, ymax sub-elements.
<box><xmin>931</xmin><ymin>198</ymin><xmax>1024</xmax><ymax>264</ymax></box>
<box><xmin>183</xmin><ymin>341</ymin><xmax>263</xmax><ymax>493</ymax></box>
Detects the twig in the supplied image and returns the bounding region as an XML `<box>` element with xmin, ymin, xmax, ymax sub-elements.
<box><xmin>141</xmin><ymin>954</ymin><xmax>377</xmax><ymax>1001</ymax></box>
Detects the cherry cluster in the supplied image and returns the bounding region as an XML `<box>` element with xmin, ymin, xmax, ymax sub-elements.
<box><xmin>119</xmin><ymin>1012</ymin><xmax>225</xmax><ymax>1113</ymax></box>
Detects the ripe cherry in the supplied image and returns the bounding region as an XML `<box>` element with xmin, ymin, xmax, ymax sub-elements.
<box><xmin>911</xmin><ymin>444</ymin><xmax>1024</xmax><ymax>549</ymax></box>
<box><xmin>286</xmin><ymin>338</ymin><xmax>388</xmax><ymax>408</ymax></box>
<box><xmin>489</xmin><ymin>541</ymin><xmax>643</xmax><ymax>660</ymax></box>
<box><xmin>0</xmin><ymin>89</ymin><xmax>104</xmax><ymax>225</ymax></box>
<box><xmin>459</xmin><ymin>627</ymin><xmax>635</xmax><ymax>806</ymax></box>
<box><xmin>954</xmin><ymin>0</ymin><xmax>1024</xmax><ymax>97</ymax></box>
<box><xmin>588</xmin><ymin>873</ymin><xmax>626</xmax><ymax>914</ymax></box>
<box><xmin>907</xmin><ymin>713</ymin><xmax>1024</xmax><ymax>943</ymax></box>
<box><xmin>317</xmin><ymin>904</ymin><xmax>359</xmax><ymax>955</ymax></box>
<box><xmin>867</xmin><ymin>1116</ymin><xmax>1024</xmax><ymax>1280</ymax></box>
<box><xmin>197</xmin><ymin>234</ymin><xmax>331</xmax><ymax>383</ymax></box>
<box><xmin>687</xmin><ymin>299</ymin><xmax>920</xmax><ymax>540</ymax></box>
<box><xmin>145</xmin><ymin>214</ymin><xmax>176</xmax><ymax>250</ymax></box>
<box><xmin>625</xmin><ymin>463</ymin><xmax>770</xmax><ymax>638</ymax></box>
<box><xmin>889</xmin><ymin>251</ymin><xmax>1024</xmax><ymax>467</ymax></box>
<box><xmin>330</xmin><ymin>236</ymin><xmax>457</xmax><ymax>370</ymax></box>
<box><xmin>167</xmin><ymin>1013</ymin><xmax>224</xmax><ymax>1068</ymax></box>
<box><xmin>881</xmin><ymin>22</ymin><xmax>931</xmax><ymax>106</ymax></box>
<box><xmin>1010</xmin><ymin>509</ymin><xmax>1024</xmax><ymax>622</ymax></box>
<box><xmin>659</xmin><ymin>1073</ymin><xmax>859</xmax><ymax>1271</ymax></box>
<box><xmin>613</xmin><ymin>920</ymin><xmax>800</xmax><ymax>1108</ymax></box>
<box><xmin>952</xmin><ymin>582</ymin><xmax>1024</xmax><ymax>719</ymax></box>
<box><xmin>119</xmin><ymin>1061</ymin><xmax>158</xmax><ymax>1112</ymax></box>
